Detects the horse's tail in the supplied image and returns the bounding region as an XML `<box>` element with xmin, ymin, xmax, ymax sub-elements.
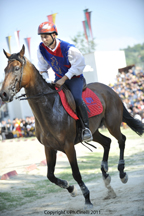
<box><xmin>122</xmin><ymin>104</ymin><xmax>144</xmax><ymax>136</ymax></box>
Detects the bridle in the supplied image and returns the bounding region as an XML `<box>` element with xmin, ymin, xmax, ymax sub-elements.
<box><xmin>7</xmin><ymin>54</ymin><xmax>63</xmax><ymax>101</ymax></box>
<box><xmin>8</xmin><ymin>55</ymin><xmax>63</xmax><ymax>101</ymax></box>
<box><xmin>8</xmin><ymin>54</ymin><xmax>26</xmax><ymax>93</ymax></box>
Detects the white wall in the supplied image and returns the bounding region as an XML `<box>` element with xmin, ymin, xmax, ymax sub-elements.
<box><xmin>83</xmin><ymin>52</ymin><xmax>98</xmax><ymax>83</ymax></box>
<box><xmin>7</xmin><ymin>88</ymin><xmax>33</xmax><ymax>120</ymax></box>
<box><xmin>84</xmin><ymin>50</ymin><xmax>126</xmax><ymax>85</ymax></box>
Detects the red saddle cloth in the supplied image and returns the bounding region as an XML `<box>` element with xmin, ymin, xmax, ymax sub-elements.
<box><xmin>56</xmin><ymin>87</ymin><xmax>103</xmax><ymax>120</ymax></box>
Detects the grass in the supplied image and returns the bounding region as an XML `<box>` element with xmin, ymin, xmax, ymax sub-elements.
<box><xmin>0</xmin><ymin>192</ymin><xmax>24</xmax><ymax>211</ymax></box>
<box><xmin>0</xmin><ymin>127</ymin><xmax>143</xmax><ymax>212</ymax></box>
<box><xmin>0</xmin><ymin>183</ymin><xmax>61</xmax><ymax>211</ymax></box>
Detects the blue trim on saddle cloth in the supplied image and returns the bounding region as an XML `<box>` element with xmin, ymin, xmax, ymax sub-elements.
<box><xmin>39</xmin><ymin>39</ymin><xmax>77</xmax><ymax>80</ymax></box>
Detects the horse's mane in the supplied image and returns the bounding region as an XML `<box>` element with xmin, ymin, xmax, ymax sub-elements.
<box><xmin>25</xmin><ymin>57</ymin><xmax>56</xmax><ymax>91</ymax></box>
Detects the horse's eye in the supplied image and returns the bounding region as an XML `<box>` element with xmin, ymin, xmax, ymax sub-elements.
<box><xmin>15</xmin><ymin>66</ymin><xmax>20</xmax><ymax>71</ymax></box>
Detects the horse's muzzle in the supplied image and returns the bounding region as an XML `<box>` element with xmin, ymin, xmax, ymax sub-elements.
<box><xmin>0</xmin><ymin>90</ymin><xmax>13</xmax><ymax>102</ymax></box>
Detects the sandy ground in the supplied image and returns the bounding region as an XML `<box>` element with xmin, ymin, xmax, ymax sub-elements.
<box><xmin>0</xmin><ymin>133</ymin><xmax>144</xmax><ymax>216</ymax></box>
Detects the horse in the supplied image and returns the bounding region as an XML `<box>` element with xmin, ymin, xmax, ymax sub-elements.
<box><xmin>0</xmin><ymin>45</ymin><xmax>144</xmax><ymax>208</ymax></box>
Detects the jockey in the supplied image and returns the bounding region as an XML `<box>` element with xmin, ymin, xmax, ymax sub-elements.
<box><xmin>37</xmin><ymin>21</ymin><xmax>93</xmax><ymax>142</ymax></box>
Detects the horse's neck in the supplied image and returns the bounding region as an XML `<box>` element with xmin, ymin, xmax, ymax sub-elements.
<box><xmin>23</xmin><ymin>59</ymin><xmax>57</xmax><ymax>120</ymax></box>
<box><xmin>23</xmin><ymin>61</ymin><xmax>58</xmax><ymax>132</ymax></box>
<box><xmin>22</xmin><ymin>60</ymin><xmax>65</xmax><ymax>135</ymax></box>
<box><xmin>23</xmin><ymin>59</ymin><xmax>51</xmax><ymax>95</ymax></box>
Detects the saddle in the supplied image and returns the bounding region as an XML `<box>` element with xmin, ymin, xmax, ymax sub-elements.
<box><xmin>55</xmin><ymin>78</ymin><xmax>103</xmax><ymax>143</ymax></box>
<box><xmin>55</xmin><ymin>78</ymin><xmax>103</xmax><ymax>120</ymax></box>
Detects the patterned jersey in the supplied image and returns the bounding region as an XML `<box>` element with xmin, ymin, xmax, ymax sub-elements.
<box><xmin>39</xmin><ymin>39</ymin><xmax>75</xmax><ymax>79</ymax></box>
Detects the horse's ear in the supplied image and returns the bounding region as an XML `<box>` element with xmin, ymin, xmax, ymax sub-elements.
<box><xmin>19</xmin><ymin>45</ymin><xmax>25</xmax><ymax>57</ymax></box>
<box><xmin>3</xmin><ymin>49</ymin><xmax>11</xmax><ymax>59</ymax></box>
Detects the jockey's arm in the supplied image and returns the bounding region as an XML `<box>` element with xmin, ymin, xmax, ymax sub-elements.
<box><xmin>55</xmin><ymin>75</ymin><xmax>68</xmax><ymax>88</ymax></box>
<box><xmin>37</xmin><ymin>48</ymin><xmax>52</xmax><ymax>83</ymax></box>
<box><xmin>40</xmin><ymin>71</ymin><xmax>52</xmax><ymax>83</ymax></box>
<box><xmin>65</xmin><ymin>46</ymin><xmax>85</xmax><ymax>79</ymax></box>
<box><xmin>55</xmin><ymin>47</ymin><xmax>85</xmax><ymax>87</ymax></box>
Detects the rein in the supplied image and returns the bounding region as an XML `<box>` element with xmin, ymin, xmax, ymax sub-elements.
<box><xmin>15</xmin><ymin>85</ymin><xmax>63</xmax><ymax>100</ymax></box>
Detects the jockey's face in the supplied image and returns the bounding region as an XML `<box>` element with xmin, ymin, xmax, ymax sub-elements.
<box><xmin>40</xmin><ymin>33</ymin><xmax>56</xmax><ymax>48</ymax></box>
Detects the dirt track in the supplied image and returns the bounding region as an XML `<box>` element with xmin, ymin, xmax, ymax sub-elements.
<box><xmin>0</xmin><ymin>130</ymin><xmax>144</xmax><ymax>216</ymax></box>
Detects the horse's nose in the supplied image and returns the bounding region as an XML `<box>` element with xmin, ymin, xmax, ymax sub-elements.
<box><xmin>0</xmin><ymin>90</ymin><xmax>9</xmax><ymax>102</ymax></box>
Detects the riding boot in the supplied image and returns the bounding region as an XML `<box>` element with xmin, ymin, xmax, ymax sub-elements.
<box><xmin>78</xmin><ymin>100</ymin><xmax>93</xmax><ymax>142</ymax></box>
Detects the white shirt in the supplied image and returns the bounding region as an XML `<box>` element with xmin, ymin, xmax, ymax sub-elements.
<box><xmin>37</xmin><ymin>38</ymin><xmax>85</xmax><ymax>79</ymax></box>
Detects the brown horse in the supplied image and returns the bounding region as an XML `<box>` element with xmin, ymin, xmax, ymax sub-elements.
<box><xmin>0</xmin><ymin>45</ymin><xmax>144</xmax><ymax>208</ymax></box>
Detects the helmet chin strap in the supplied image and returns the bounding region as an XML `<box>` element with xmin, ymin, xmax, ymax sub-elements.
<box><xmin>48</xmin><ymin>34</ymin><xmax>55</xmax><ymax>47</ymax></box>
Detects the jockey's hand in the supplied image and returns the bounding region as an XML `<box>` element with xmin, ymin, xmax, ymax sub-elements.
<box><xmin>55</xmin><ymin>75</ymin><xmax>68</xmax><ymax>88</ymax></box>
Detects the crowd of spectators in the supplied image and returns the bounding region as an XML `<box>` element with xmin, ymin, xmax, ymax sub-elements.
<box><xmin>110</xmin><ymin>66</ymin><xmax>144</xmax><ymax>123</ymax></box>
<box><xmin>0</xmin><ymin>116</ymin><xmax>35</xmax><ymax>140</ymax></box>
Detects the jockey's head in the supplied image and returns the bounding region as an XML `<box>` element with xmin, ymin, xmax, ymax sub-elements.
<box><xmin>38</xmin><ymin>21</ymin><xmax>58</xmax><ymax>47</ymax></box>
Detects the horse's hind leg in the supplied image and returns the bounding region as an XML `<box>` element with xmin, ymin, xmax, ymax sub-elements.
<box><xmin>117</xmin><ymin>133</ymin><xmax>128</xmax><ymax>183</ymax></box>
<box><xmin>45</xmin><ymin>146</ymin><xmax>76</xmax><ymax>196</ymax></box>
<box><xmin>64</xmin><ymin>143</ymin><xmax>93</xmax><ymax>208</ymax></box>
<box><xmin>108</xmin><ymin>126</ymin><xmax>128</xmax><ymax>184</ymax></box>
<box><xmin>93</xmin><ymin>130</ymin><xmax>116</xmax><ymax>198</ymax></box>
<box><xmin>93</xmin><ymin>130</ymin><xmax>111</xmax><ymax>181</ymax></box>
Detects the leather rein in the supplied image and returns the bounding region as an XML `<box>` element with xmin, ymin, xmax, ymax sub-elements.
<box><xmin>15</xmin><ymin>85</ymin><xmax>63</xmax><ymax>100</ymax></box>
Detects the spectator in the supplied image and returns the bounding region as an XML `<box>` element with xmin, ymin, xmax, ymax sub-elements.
<box><xmin>1</xmin><ymin>120</ymin><xmax>6</xmax><ymax>140</ymax></box>
<box><xmin>6</xmin><ymin>119</ymin><xmax>12</xmax><ymax>132</ymax></box>
<box><xmin>109</xmin><ymin>66</ymin><xmax>144</xmax><ymax>121</ymax></box>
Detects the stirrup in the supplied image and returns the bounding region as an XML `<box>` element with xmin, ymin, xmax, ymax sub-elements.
<box><xmin>82</xmin><ymin>128</ymin><xmax>93</xmax><ymax>142</ymax></box>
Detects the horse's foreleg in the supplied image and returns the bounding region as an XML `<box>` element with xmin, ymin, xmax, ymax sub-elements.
<box><xmin>45</xmin><ymin>146</ymin><xmax>75</xmax><ymax>195</ymax></box>
<box><xmin>65</xmin><ymin>144</ymin><xmax>93</xmax><ymax>208</ymax></box>
<box><xmin>117</xmin><ymin>134</ymin><xmax>128</xmax><ymax>183</ymax></box>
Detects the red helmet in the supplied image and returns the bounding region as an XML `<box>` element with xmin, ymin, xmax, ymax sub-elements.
<box><xmin>38</xmin><ymin>21</ymin><xmax>58</xmax><ymax>35</ymax></box>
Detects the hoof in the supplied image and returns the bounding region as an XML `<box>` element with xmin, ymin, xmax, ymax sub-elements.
<box><xmin>121</xmin><ymin>173</ymin><xmax>128</xmax><ymax>184</ymax></box>
<box><xmin>70</xmin><ymin>185</ymin><xmax>77</xmax><ymax>197</ymax></box>
<box><xmin>104</xmin><ymin>184</ymin><xmax>117</xmax><ymax>199</ymax></box>
<box><xmin>103</xmin><ymin>175</ymin><xmax>111</xmax><ymax>187</ymax></box>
